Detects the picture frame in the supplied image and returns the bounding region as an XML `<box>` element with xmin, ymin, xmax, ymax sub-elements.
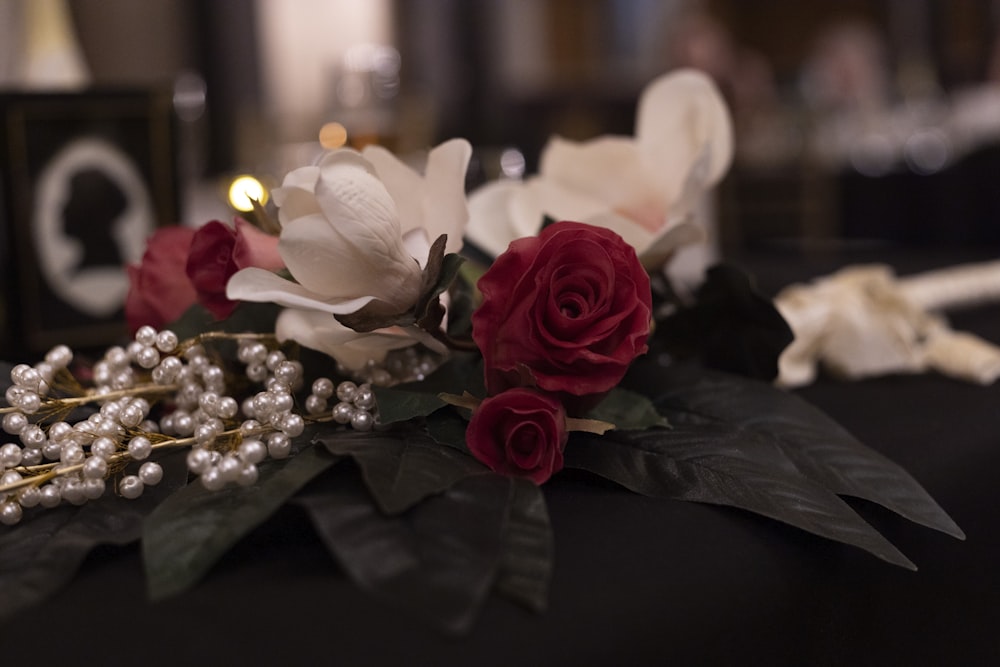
<box><xmin>0</xmin><ymin>88</ymin><xmax>177</xmax><ymax>358</ymax></box>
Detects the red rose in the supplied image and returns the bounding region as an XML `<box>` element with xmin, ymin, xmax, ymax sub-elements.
<box><xmin>472</xmin><ymin>220</ymin><xmax>652</xmax><ymax>400</ymax></box>
<box><xmin>125</xmin><ymin>226</ymin><xmax>197</xmax><ymax>333</ymax></box>
<box><xmin>186</xmin><ymin>218</ymin><xmax>284</xmax><ymax>320</ymax></box>
<box><xmin>466</xmin><ymin>388</ymin><xmax>568</xmax><ymax>484</ymax></box>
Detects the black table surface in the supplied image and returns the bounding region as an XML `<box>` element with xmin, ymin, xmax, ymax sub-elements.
<box><xmin>3</xmin><ymin>243</ymin><xmax>999</xmax><ymax>666</ymax></box>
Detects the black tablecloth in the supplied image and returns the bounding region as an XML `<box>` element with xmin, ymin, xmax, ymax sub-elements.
<box><xmin>4</xmin><ymin>244</ymin><xmax>999</xmax><ymax>666</ymax></box>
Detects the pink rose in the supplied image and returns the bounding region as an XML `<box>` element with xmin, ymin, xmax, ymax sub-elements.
<box><xmin>466</xmin><ymin>388</ymin><xmax>568</xmax><ymax>485</ymax></box>
<box><xmin>186</xmin><ymin>218</ymin><xmax>284</xmax><ymax>320</ymax></box>
<box><xmin>471</xmin><ymin>220</ymin><xmax>652</xmax><ymax>401</ymax></box>
<box><xmin>125</xmin><ymin>226</ymin><xmax>198</xmax><ymax>333</ymax></box>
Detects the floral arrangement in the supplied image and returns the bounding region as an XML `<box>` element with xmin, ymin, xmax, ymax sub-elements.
<box><xmin>0</xmin><ymin>70</ymin><xmax>963</xmax><ymax>635</ymax></box>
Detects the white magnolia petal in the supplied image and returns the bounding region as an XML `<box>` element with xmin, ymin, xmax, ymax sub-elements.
<box><xmin>313</xmin><ymin>151</ymin><xmax>416</xmax><ymax>277</ymax></box>
<box><xmin>362</xmin><ymin>144</ymin><xmax>425</xmax><ymax>238</ymax></box>
<box><xmin>271</xmin><ymin>166</ymin><xmax>321</xmax><ymax>227</ymax></box>
<box><xmin>526</xmin><ymin>177</ymin><xmax>608</xmax><ymax>224</ymax></box>
<box><xmin>402</xmin><ymin>228</ymin><xmax>432</xmax><ymax>269</ymax></box>
<box><xmin>538</xmin><ymin>136</ymin><xmax>667</xmax><ymax>231</ymax></box>
<box><xmin>422</xmin><ymin>138</ymin><xmax>472</xmax><ymax>254</ymax></box>
<box><xmin>466</xmin><ymin>180</ymin><xmax>539</xmax><ymax>257</ymax></box>
<box><xmin>279</xmin><ymin>213</ymin><xmax>420</xmax><ymax>308</ymax></box>
<box><xmin>578</xmin><ymin>209</ymin><xmax>655</xmax><ymax>254</ymax></box>
<box><xmin>635</xmin><ymin>69</ymin><xmax>734</xmax><ymax>204</ymax></box>
<box><xmin>226</xmin><ymin>267</ymin><xmax>375</xmax><ymax>314</ymax></box>
<box><xmin>275</xmin><ymin>308</ymin><xmax>419</xmax><ymax>371</ymax></box>
<box><xmin>637</xmin><ymin>218</ymin><xmax>706</xmax><ymax>271</ymax></box>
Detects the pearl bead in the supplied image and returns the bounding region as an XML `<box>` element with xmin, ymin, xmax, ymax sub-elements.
<box><xmin>273</xmin><ymin>360</ymin><xmax>299</xmax><ymax>384</ymax></box>
<box><xmin>305</xmin><ymin>394</ymin><xmax>327</xmax><ymax>415</ymax></box>
<box><xmin>173</xmin><ymin>412</ymin><xmax>195</xmax><ymax>436</ymax></box>
<box><xmin>17</xmin><ymin>485</ymin><xmax>41</xmax><ymax>508</ymax></box>
<box><xmin>45</xmin><ymin>344</ymin><xmax>73</xmax><ymax>368</ymax></box>
<box><xmin>62</xmin><ymin>480</ymin><xmax>86</xmax><ymax>505</ymax></box>
<box><xmin>246</xmin><ymin>363</ymin><xmax>268</xmax><ymax>383</ymax></box>
<box><xmin>279</xmin><ymin>413</ymin><xmax>305</xmax><ymax>437</ymax></box>
<box><xmin>217</xmin><ymin>396</ymin><xmax>239</xmax><ymax>420</ymax></box>
<box><xmin>135</xmin><ymin>346</ymin><xmax>160</xmax><ymax>369</ymax></box>
<box><xmin>238</xmin><ymin>439</ymin><xmax>266</xmax><ymax>465</ymax></box>
<box><xmin>20</xmin><ymin>447</ymin><xmax>42</xmax><ymax>465</ymax></box>
<box><xmin>20</xmin><ymin>424</ymin><xmax>45</xmax><ymax>448</ymax></box>
<box><xmin>0</xmin><ymin>501</ymin><xmax>23</xmax><ymax>525</ymax></box>
<box><xmin>135</xmin><ymin>325</ymin><xmax>158</xmax><ymax>347</ymax></box>
<box><xmin>236</xmin><ymin>463</ymin><xmax>258</xmax><ymax>487</ymax></box>
<box><xmin>267</xmin><ymin>433</ymin><xmax>291</xmax><ymax>459</ymax></box>
<box><xmin>200</xmin><ymin>467</ymin><xmax>225</xmax><ymax>491</ymax></box>
<box><xmin>82</xmin><ymin>456</ymin><xmax>108</xmax><ymax>479</ymax></box>
<box><xmin>119</xmin><ymin>404</ymin><xmax>144</xmax><ymax>428</ymax></box>
<box><xmin>332</xmin><ymin>402</ymin><xmax>354</xmax><ymax>424</ymax></box>
<box><xmin>2</xmin><ymin>411</ymin><xmax>27</xmax><ymax>435</ymax></box>
<box><xmin>90</xmin><ymin>437</ymin><xmax>118</xmax><ymax>461</ymax></box>
<box><xmin>0</xmin><ymin>443</ymin><xmax>23</xmax><ymax>467</ymax></box>
<box><xmin>312</xmin><ymin>377</ymin><xmax>334</xmax><ymax>399</ymax></box>
<box><xmin>119</xmin><ymin>475</ymin><xmax>144</xmax><ymax>499</ymax></box>
<box><xmin>9</xmin><ymin>364</ymin><xmax>31</xmax><ymax>384</ymax></box>
<box><xmin>42</xmin><ymin>441</ymin><xmax>62</xmax><ymax>461</ymax></box>
<box><xmin>39</xmin><ymin>484</ymin><xmax>62</xmax><ymax>507</ymax></box>
<box><xmin>350</xmin><ymin>411</ymin><xmax>374</xmax><ymax>432</ymax></box>
<box><xmin>336</xmin><ymin>381</ymin><xmax>358</xmax><ymax>403</ymax></box>
<box><xmin>270</xmin><ymin>391</ymin><xmax>293</xmax><ymax>414</ymax></box>
<box><xmin>105</xmin><ymin>346</ymin><xmax>129</xmax><ymax>367</ymax></box>
<box><xmin>1</xmin><ymin>470</ymin><xmax>21</xmax><ymax>486</ymax></box>
<box><xmin>194</xmin><ymin>423</ymin><xmax>218</xmax><ymax>446</ymax></box>
<box><xmin>353</xmin><ymin>386</ymin><xmax>375</xmax><ymax>410</ymax></box>
<box><xmin>128</xmin><ymin>435</ymin><xmax>153</xmax><ymax>460</ymax></box>
<box><xmin>155</xmin><ymin>330</ymin><xmax>179</xmax><ymax>352</ymax></box>
<box><xmin>83</xmin><ymin>478</ymin><xmax>106</xmax><ymax>500</ymax></box>
<box><xmin>60</xmin><ymin>445</ymin><xmax>85</xmax><ymax>465</ymax></box>
<box><xmin>218</xmin><ymin>455</ymin><xmax>242</xmax><ymax>483</ymax></box>
<box><xmin>186</xmin><ymin>448</ymin><xmax>213</xmax><ymax>474</ymax></box>
<box><xmin>265</xmin><ymin>350</ymin><xmax>286</xmax><ymax>370</ymax></box>
<box><xmin>138</xmin><ymin>462</ymin><xmax>164</xmax><ymax>486</ymax></box>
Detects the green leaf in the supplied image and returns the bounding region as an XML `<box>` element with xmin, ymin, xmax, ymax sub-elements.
<box><xmin>371</xmin><ymin>387</ymin><xmax>447</xmax><ymax>425</ymax></box>
<box><xmin>652</xmin><ymin>263</ymin><xmax>793</xmax><ymax>381</ymax></box>
<box><xmin>295</xmin><ymin>468</ymin><xmax>510</xmax><ymax>635</ymax></box>
<box><xmin>493</xmin><ymin>478</ymin><xmax>553</xmax><ymax>612</ymax></box>
<box><xmin>169</xmin><ymin>300</ymin><xmax>281</xmax><ymax>341</ymax></box>
<box><xmin>586</xmin><ymin>387</ymin><xmax>670</xmax><ymax>430</ymax></box>
<box><xmin>142</xmin><ymin>443</ymin><xmax>338</xmax><ymax>599</ymax></box>
<box><xmin>565</xmin><ymin>425</ymin><xmax>918</xmax><ymax>569</ymax></box>
<box><xmin>315</xmin><ymin>425</ymin><xmax>486</xmax><ymax>514</ymax></box>
<box><xmin>633</xmin><ymin>362</ymin><xmax>964</xmax><ymax>540</ymax></box>
<box><xmin>0</xmin><ymin>451</ymin><xmax>188</xmax><ymax>622</ymax></box>
<box><xmin>372</xmin><ymin>352</ymin><xmax>484</xmax><ymax>424</ymax></box>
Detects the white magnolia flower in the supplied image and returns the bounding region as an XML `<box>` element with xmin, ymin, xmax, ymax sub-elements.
<box><xmin>227</xmin><ymin>138</ymin><xmax>472</xmax><ymax>370</ymax></box>
<box><xmin>466</xmin><ymin>68</ymin><xmax>733</xmax><ymax>271</ymax></box>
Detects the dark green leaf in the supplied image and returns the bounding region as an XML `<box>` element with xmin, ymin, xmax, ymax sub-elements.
<box><xmin>565</xmin><ymin>426</ymin><xmax>917</xmax><ymax>569</ymax></box>
<box><xmin>493</xmin><ymin>478</ymin><xmax>553</xmax><ymax>612</ymax></box>
<box><xmin>0</xmin><ymin>451</ymin><xmax>188</xmax><ymax>621</ymax></box>
<box><xmin>425</xmin><ymin>408</ymin><xmax>473</xmax><ymax>452</ymax></box>
<box><xmin>371</xmin><ymin>387</ymin><xmax>446</xmax><ymax>425</ymax></box>
<box><xmin>586</xmin><ymin>387</ymin><xmax>670</xmax><ymax>430</ymax></box>
<box><xmin>142</xmin><ymin>443</ymin><xmax>338</xmax><ymax>599</ymax></box>
<box><xmin>296</xmin><ymin>468</ymin><xmax>510</xmax><ymax>635</ymax></box>
<box><xmin>653</xmin><ymin>263</ymin><xmax>793</xmax><ymax>381</ymax></box>
<box><xmin>633</xmin><ymin>362</ymin><xmax>963</xmax><ymax>540</ymax></box>
<box><xmin>169</xmin><ymin>300</ymin><xmax>281</xmax><ymax>341</ymax></box>
<box><xmin>315</xmin><ymin>425</ymin><xmax>486</xmax><ymax>514</ymax></box>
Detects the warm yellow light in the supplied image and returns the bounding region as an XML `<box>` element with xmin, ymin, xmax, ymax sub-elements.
<box><xmin>319</xmin><ymin>122</ymin><xmax>348</xmax><ymax>149</ymax></box>
<box><xmin>228</xmin><ymin>175</ymin><xmax>267</xmax><ymax>212</ymax></box>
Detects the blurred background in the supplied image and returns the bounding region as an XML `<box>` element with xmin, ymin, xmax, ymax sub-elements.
<box><xmin>2</xmin><ymin>0</ymin><xmax>1000</xmax><ymax>249</ymax></box>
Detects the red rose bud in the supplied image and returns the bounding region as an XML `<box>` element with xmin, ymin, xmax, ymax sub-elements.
<box><xmin>186</xmin><ymin>218</ymin><xmax>284</xmax><ymax>320</ymax></box>
<box><xmin>466</xmin><ymin>388</ymin><xmax>569</xmax><ymax>485</ymax></box>
<box><xmin>472</xmin><ymin>220</ymin><xmax>652</xmax><ymax>401</ymax></box>
<box><xmin>124</xmin><ymin>226</ymin><xmax>198</xmax><ymax>334</ymax></box>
